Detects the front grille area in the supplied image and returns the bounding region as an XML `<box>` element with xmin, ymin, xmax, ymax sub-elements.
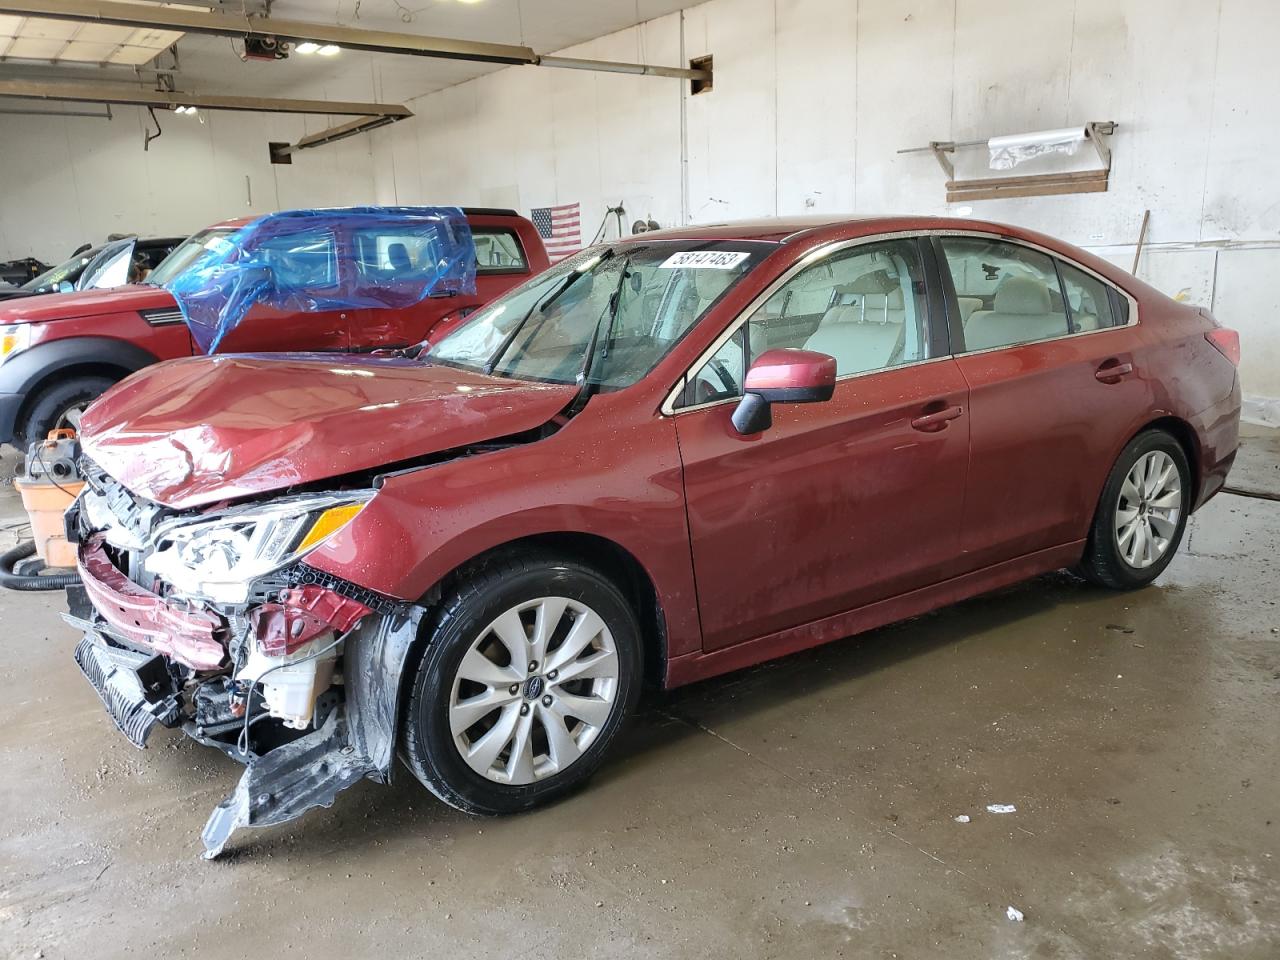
<box><xmin>78</xmin><ymin>459</ymin><xmax>170</xmax><ymax>588</ymax></box>
<box><xmin>73</xmin><ymin>636</ymin><xmax>181</xmax><ymax>748</ymax></box>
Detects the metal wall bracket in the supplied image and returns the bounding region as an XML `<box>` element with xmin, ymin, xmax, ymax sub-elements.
<box><xmin>903</xmin><ymin>121</ymin><xmax>1117</xmax><ymax>203</ymax></box>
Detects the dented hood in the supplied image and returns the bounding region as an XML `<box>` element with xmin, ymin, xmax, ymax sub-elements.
<box><xmin>79</xmin><ymin>354</ymin><xmax>576</xmax><ymax>508</ymax></box>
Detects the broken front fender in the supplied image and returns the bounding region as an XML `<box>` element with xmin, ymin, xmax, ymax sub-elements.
<box><xmin>199</xmin><ymin>608</ymin><xmax>423</xmax><ymax>859</ymax></box>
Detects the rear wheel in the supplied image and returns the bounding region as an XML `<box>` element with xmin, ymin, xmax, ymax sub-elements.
<box><xmin>1077</xmin><ymin>429</ymin><xmax>1191</xmax><ymax>589</ymax></box>
<box><xmin>402</xmin><ymin>552</ymin><xmax>641</xmax><ymax>815</ymax></box>
<box><xmin>18</xmin><ymin>375</ymin><xmax>114</xmax><ymax>445</ymax></box>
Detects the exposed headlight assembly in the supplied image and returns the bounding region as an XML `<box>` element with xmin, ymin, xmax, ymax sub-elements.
<box><xmin>144</xmin><ymin>492</ymin><xmax>372</xmax><ymax>604</ymax></box>
<box><xmin>0</xmin><ymin>324</ymin><xmax>31</xmax><ymax>365</ymax></box>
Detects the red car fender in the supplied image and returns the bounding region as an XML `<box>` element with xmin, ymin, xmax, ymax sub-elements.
<box><xmin>304</xmin><ymin>399</ymin><xmax>705</xmax><ymax>659</ymax></box>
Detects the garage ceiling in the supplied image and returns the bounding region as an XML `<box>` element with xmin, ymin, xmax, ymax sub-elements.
<box><xmin>0</xmin><ymin>2</ymin><xmax>197</xmax><ymax>65</ymax></box>
<box><xmin>2</xmin><ymin>1</ymin><xmax>701</xmax><ymax>103</ymax></box>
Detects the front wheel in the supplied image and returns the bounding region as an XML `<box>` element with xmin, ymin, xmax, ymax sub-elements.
<box><xmin>19</xmin><ymin>375</ymin><xmax>114</xmax><ymax>446</ymax></box>
<box><xmin>402</xmin><ymin>553</ymin><xmax>641</xmax><ymax>815</ymax></box>
<box><xmin>1077</xmin><ymin>429</ymin><xmax>1191</xmax><ymax>590</ymax></box>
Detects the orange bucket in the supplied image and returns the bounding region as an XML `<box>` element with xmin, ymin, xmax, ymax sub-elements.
<box><xmin>14</xmin><ymin>477</ymin><xmax>84</xmax><ymax>569</ymax></box>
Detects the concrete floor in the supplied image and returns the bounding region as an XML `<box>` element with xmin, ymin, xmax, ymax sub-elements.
<box><xmin>1</xmin><ymin>445</ymin><xmax>1277</xmax><ymax>959</ymax></box>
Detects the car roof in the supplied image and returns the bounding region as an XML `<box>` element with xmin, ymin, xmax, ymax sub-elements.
<box><xmin>632</xmin><ymin>216</ymin><xmax>867</xmax><ymax>243</ymax></box>
<box><xmin>624</xmin><ymin>214</ymin><xmax>1048</xmax><ymax>245</ymax></box>
<box><xmin>203</xmin><ymin>207</ymin><xmax>525</xmax><ymax>233</ymax></box>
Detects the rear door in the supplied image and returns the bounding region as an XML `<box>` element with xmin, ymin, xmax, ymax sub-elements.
<box><xmin>935</xmin><ymin>234</ymin><xmax>1146</xmax><ymax>570</ymax></box>
<box><xmin>346</xmin><ymin>221</ymin><xmax>540</xmax><ymax>350</ymax></box>
<box><xmin>674</xmin><ymin>236</ymin><xmax>971</xmax><ymax>652</ymax></box>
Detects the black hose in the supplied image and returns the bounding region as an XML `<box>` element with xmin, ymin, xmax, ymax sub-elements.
<box><xmin>0</xmin><ymin>540</ymin><xmax>81</xmax><ymax>590</ymax></box>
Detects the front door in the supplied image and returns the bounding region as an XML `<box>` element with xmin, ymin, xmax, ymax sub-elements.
<box><xmin>213</xmin><ymin>224</ymin><xmax>349</xmax><ymax>354</ymax></box>
<box><xmin>673</xmin><ymin>237</ymin><xmax>971</xmax><ymax>652</ymax></box>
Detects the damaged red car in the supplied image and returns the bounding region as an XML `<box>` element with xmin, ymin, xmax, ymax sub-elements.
<box><xmin>66</xmin><ymin>216</ymin><xmax>1241</xmax><ymax>857</ymax></box>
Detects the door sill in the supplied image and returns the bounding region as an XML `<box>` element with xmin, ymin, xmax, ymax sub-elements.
<box><xmin>665</xmin><ymin>540</ymin><xmax>1086</xmax><ymax>688</ymax></box>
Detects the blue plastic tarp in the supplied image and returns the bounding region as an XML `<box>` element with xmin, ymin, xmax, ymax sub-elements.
<box><xmin>166</xmin><ymin>206</ymin><xmax>477</xmax><ymax>354</ymax></box>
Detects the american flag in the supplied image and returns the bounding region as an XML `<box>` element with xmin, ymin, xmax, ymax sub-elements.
<box><xmin>530</xmin><ymin>202</ymin><xmax>581</xmax><ymax>262</ymax></box>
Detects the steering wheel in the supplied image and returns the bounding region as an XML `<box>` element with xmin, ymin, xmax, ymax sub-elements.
<box><xmin>695</xmin><ymin>357</ymin><xmax>739</xmax><ymax>404</ymax></box>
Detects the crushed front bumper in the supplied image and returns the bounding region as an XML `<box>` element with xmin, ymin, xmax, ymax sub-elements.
<box><xmin>68</xmin><ymin>604</ymin><xmax>421</xmax><ymax>859</ymax></box>
<box><xmin>71</xmin><ymin>630</ymin><xmax>182</xmax><ymax>748</ymax></box>
<box><xmin>77</xmin><ymin>536</ymin><xmax>227</xmax><ymax>671</ymax></box>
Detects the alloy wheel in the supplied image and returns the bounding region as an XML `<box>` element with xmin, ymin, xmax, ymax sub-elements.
<box><xmin>1114</xmin><ymin>450</ymin><xmax>1182</xmax><ymax>569</ymax></box>
<box><xmin>448</xmin><ymin>596</ymin><xmax>620</xmax><ymax>785</ymax></box>
<box><xmin>56</xmin><ymin>403</ymin><xmax>86</xmax><ymax>433</ymax></box>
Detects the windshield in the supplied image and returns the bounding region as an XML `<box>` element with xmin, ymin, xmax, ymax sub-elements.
<box><xmin>429</xmin><ymin>240</ymin><xmax>773</xmax><ymax>388</ymax></box>
<box><xmin>147</xmin><ymin>228</ymin><xmax>237</xmax><ymax>286</ymax></box>
<box><xmin>21</xmin><ymin>246</ymin><xmax>102</xmax><ymax>293</ymax></box>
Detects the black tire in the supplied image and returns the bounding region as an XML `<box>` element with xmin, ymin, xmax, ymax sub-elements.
<box><xmin>402</xmin><ymin>551</ymin><xmax>642</xmax><ymax>816</ymax></box>
<box><xmin>18</xmin><ymin>375</ymin><xmax>114</xmax><ymax>445</ymax></box>
<box><xmin>1077</xmin><ymin>429</ymin><xmax>1191</xmax><ymax>590</ymax></box>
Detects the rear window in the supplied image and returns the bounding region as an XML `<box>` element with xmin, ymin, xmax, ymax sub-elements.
<box><xmin>473</xmin><ymin>228</ymin><xmax>528</xmax><ymax>275</ymax></box>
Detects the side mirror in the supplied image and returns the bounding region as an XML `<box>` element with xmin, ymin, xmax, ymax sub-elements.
<box><xmin>731</xmin><ymin>348</ymin><xmax>836</xmax><ymax>435</ymax></box>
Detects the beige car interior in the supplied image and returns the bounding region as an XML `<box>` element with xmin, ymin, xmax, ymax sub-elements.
<box><xmin>688</xmin><ymin>247</ymin><xmax>926</xmax><ymax>402</ymax></box>
<box><xmin>803</xmin><ymin>269</ymin><xmax>914</xmax><ymax>375</ymax></box>
<box><xmin>963</xmin><ymin>275</ymin><xmax>1071</xmax><ymax>350</ymax></box>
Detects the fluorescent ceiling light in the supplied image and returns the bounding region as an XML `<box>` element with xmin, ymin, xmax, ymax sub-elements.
<box><xmin>316</xmin><ymin>44</ymin><xmax>340</xmax><ymax>56</ymax></box>
<box><xmin>294</xmin><ymin>40</ymin><xmax>320</xmax><ymax>54</ymax></box>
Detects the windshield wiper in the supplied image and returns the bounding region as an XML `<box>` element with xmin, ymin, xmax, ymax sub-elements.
<box><xmin>564</xmin><ymin>252</ymin><xmax>635</xmax><ymax>418</ymax></box>
<box><xmin>483</xmin><ymin>249</ymin><xmax>614</xmax><ymax>376</ymax></box>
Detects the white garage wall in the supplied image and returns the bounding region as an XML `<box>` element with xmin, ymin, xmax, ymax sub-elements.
<box><xmin>371</xmin><ymin>0</ymin><xmax>1280</xmax><ymax>420</ymax></box>
<box><xmin>0</xmin><ymin>106</ymin><xmax>376</xmax><ymax>264</ymax></box>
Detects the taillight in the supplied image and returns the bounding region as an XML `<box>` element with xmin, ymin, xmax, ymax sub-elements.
<box><xmin>1205</xmin><ymin>328</ymin><xmax>1240</xmax><ymax>366</ymax></box>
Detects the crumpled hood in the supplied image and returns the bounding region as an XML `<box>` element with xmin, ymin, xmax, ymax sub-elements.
<box><xmin>79</xmin><ymin>354</ymin><xmax>577</xmax><ymax>508</ymax></box>
<box><xmin>0</xmin><ymin>284</ymin><xmax>174</xmax><ymax>322</ymax></box>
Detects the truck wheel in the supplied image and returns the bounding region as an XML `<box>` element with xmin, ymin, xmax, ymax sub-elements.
<box><xmin>402</xmin><ymin>552</ymin><xmax>641</xmax><ymax>816</ymax></box>
<box><xmin>19</xmin><ymin>376</ymin><xmax>114</xmax><ymax>445</ymax></box>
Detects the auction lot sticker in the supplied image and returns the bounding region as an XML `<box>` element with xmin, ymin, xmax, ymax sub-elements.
<box><xmin>660</xmin><ymin>250</ymin><xmax>751</xmax><ymax>269</ymax></box>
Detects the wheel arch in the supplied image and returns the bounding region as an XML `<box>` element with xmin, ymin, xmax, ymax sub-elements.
<box><xmin>7</xmin><ymin>337</ymin><xmax>158</xmax><ymax>435</ymax></box>
<box><xmin>1129</xmin><ymin>415</ymin><xmax>1202</xmax><ymax>507</ymax></box>
<box><xmin>419</xmin><ymin>531</ymin><xmax>670</xmax><ymax>691</ymax></box>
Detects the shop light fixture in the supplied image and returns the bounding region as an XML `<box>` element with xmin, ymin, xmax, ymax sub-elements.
<box><xmin>295</xmin><ymin>41</ymin><xmax>340</xmax><ymax>56</ymax></box>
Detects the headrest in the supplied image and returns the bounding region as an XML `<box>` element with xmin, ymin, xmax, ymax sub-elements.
<box><xmin>387</xmin><ymin>242</ymin><xmax>412</xmax><ymax>269</ymax></box>
<box><xmin>837</xmin><ymin>269</ymin><xmax>898</xmax><ymax>296</ymax></box>
<box><xmin>994</xmin><ymin>276</ymin><xmax>1051</xmax><ymax>315</ymax></box>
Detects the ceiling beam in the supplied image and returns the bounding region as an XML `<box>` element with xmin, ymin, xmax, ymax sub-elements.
<box><xmin>0</xmin><ymin>78</ymin><xmax>413</xmax><ymax>118</ymax></box>
<box><xmin>0</xmin><ymin>0</ymin><xmax>712</xmax><ymax>80</ymax></box>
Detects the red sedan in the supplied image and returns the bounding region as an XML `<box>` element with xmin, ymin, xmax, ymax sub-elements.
<box><xmin>68</xmin><ymin>216</ymin><xmax>1240</xmax><ymax>856</ymax></box>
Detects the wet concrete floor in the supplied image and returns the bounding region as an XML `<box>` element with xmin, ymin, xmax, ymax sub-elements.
<box><xmin>0</xmin><ymin>454</ymin><xmax>1277</xmax><ymax>958</ymax></box>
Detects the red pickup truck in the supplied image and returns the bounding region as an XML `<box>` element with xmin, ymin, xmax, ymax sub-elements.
<box><xmin>0</xmin><ymin>207</ymin><xmax>549</xmax><ymax>447</ymax></box>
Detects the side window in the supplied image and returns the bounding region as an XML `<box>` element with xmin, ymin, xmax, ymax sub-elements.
<box><xmin>678</xmin><ymin>239</ymin><xmax>930</xmax><ymax>406</ymax></box>
<box><xmin>473</xmin><ymin>229</ymin><xmax>529</xmax><ymax>274</ymax></box>
<box><xmin>751</xmin><ymin>239</ymin><xmax>930</xmax><ymax>376</ymax></box>
<box><xmin>940</xmin><ymin>238</ymin><xmax>1068</xmax><ymax>351</ymax></box>
<box><xmin>684</xmin><ymin>328</ymin><xmax>746</xmax><ymax>406</ymax></box>
<box><xmin>1057</xmin><ymin>261</ymin><xmax>1117</xmax><ymax>332</ymax></box>
<box><xmin>352</xmin><ymin>228</ymin><xmax>441</xmax><ymax>284</ymax></box>
<box><xmin>258</xmin><ymin>229</ymin><xmax>338</xmax><ymax>290</ymax></box>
